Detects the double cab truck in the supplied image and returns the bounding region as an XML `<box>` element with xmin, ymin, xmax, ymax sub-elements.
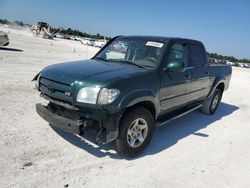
<box><xmin>34</xmin><ymin>36</ymin><xmax>232</xmax><ymax>157</ymax></box>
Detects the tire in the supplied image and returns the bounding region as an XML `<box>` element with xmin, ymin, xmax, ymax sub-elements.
<box><xmin>201</xmin><ymin>88</ymin><xmax>222</xmax><ymax>115</ymax></box>
<box><xmin>3</xmin><ymin>42</ymin><xmax>9</xmax><ymax>46</ymax></box>
<box><xmin>114</xmin><ymin>107</ymin><xmax>154</xmax><ymax>157</ymax></box>
<box><xmin>32</xmin><ymin>30</ymin><xmax>37</xmax><ymax>36</ymax></box>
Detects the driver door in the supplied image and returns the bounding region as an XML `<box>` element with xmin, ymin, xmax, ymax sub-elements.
<box><xmin>160</xmin><ymin>43</ymin><xmax>192</xmax><ymax>112</ymax></box>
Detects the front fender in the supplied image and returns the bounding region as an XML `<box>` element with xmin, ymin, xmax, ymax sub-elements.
<box><xmin>31</xmin><ymin>72</ymin><xmax>41</xmax><ymax>81</ymax></box>
<box><xmin>118</xmin><ymin>89</ymin><xmax>158</xmax><ymax>111</ymax></box>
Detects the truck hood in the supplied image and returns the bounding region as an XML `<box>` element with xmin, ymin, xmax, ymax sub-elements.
<box><xmin>41</xmin><ymin>59</ymin><xmax>145</xmax><ymax>87</ymax></box>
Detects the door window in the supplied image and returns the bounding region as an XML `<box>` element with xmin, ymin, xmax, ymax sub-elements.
<box><xmin>166</xmin><ymin>43</ymin><xmax>188</xmax><ymax>67</ymax></box>
<box><xmin>189</xmin><ymin>44</ymin><xmax>206</xmax><ymax>66</ymax></box>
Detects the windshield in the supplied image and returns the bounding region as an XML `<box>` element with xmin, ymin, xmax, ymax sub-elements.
<box><xmin>96</xmin><ymin>38</ymin><xmax>166</xmax><ymax>69</ymax></box>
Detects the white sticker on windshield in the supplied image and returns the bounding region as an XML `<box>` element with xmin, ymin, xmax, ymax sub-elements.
<box><xmin>146</xmin><ymin>41</ymin><xmax>164</xmax><ymax>48</ymax></box>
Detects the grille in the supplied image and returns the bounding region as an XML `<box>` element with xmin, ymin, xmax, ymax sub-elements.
<box><xmin>39</xmin><ymin>77</ymin><xmax>73</xmax><ymax>103</ymax></box>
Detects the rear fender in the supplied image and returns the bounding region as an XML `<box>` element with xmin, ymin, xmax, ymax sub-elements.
<box><xmin>207</xmin><ymin>75</ymin><xmax>226</xmax><ymax>99</ymax></box>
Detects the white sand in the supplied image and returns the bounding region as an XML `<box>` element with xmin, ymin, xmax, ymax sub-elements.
<box><xmin>0</xmin><ymin>26</ymin><xmax>250</xmax><ymax>188</ymax></box>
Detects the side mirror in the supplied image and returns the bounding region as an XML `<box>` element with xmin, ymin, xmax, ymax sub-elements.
<box><xmin>165</xmin><ymin>61</ymin><xmax>185</xmax><ymax>72</ymax></box>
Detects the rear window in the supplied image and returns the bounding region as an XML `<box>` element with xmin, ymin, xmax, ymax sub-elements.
<box><xmin>189</xmin><ymin>44</ymin><xmax>206</xmax><ymax>66</ymax></box>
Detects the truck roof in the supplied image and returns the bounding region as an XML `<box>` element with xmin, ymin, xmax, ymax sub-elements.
<box><xmin>119</xmin><ymin>35</ymin><xmax>204</xmax><ymax>46</ymax></box>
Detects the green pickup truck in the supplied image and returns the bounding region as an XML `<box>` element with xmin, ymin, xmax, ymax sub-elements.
<box><xmin>34</xmin><ymin>36</ymin><xmax>232</xmax><ymax>157</ymax></box>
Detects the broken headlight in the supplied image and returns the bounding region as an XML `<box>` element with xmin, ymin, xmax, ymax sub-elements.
<box><xmin>97</xmin><ymin>88</ymin><xmax>120</xmax><ymax>105</ymax></box>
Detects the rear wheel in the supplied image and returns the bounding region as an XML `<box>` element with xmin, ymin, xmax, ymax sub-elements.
<box><xmin>201</xmin><ymin>88</ymin><xmax>222</xmax><ymax>115</ymax></box>
<box><xmin>114</xmin><ymin>107</ymin><xmax>154</xmax><ymax>157</ymax></box>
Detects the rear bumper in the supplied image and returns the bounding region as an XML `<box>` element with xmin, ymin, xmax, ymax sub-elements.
<box><xmin>36</xmin><ymin>103</ymin><xmax>83</xmax><ymax>135</ymax></box>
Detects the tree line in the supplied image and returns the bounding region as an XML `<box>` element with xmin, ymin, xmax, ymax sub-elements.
<box><xmin>0</xmin><ymin>19</ymin><xmax>30</xmax><ymax>27</ymax></box>
<box><xmin>0</xmin><ymin>19</ymin><xmax>111</xmax><ymax>40</ymax></box>
<box><xmin>51</xmin><ymin>27</ymin><xmax>111</xmax><ymax>40</ymax></box>
<box><xmin>208</xmin><ymin>52</ymin><xmax>250</xmax><ymax>64</ymax></box>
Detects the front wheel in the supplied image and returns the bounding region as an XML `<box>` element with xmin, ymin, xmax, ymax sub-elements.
<box><xmin>201</xmin><ymin>88</ymin><xmax>222</xmax><ymax>115</ymax></box>
<box><xmin>114</xmin><ymin>107</ymin><xmax>154</xmax><ymax>157</ymax></box>
<box><xmin>32</xmin><ymin>30</ymin><xmax>37</xmax><ymax>36</ymax></box>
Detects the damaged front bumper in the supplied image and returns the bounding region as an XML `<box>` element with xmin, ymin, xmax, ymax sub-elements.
<box><xmin>36</xmin><ymin>96</ymin><xmax>124</xmax><ymax>144</ymax></box>
<box><xmin>36</xmin><ymin>103</ymin><xmax>83</xmax><ymax>135</ymax></box>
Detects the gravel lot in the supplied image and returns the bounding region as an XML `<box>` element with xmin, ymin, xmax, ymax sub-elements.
<box><xmin>0</xmin><ymin>26</ymin><xmax>250</xmax><ymax>188</ymax></box>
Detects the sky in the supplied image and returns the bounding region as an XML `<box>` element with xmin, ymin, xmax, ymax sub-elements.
<box><xmin>0</xmin><ymin>0</ymin><xmax>249</xmax><ymax>59</ymax></box>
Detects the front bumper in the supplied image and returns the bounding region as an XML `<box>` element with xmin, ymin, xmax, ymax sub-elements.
<box><xmin>36</xmin><ymin>103</ymin><xmax>83</xmax><ymax>135</ymax></box>
<box><xmin>36</xmin><ymin>100</ymin><xmax>124</xmax><ymax>143</ymax></box>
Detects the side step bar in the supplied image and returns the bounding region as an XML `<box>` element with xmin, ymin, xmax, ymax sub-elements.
<box><xmin>156</xmin><ymin>103</ymin><xmax>202</xmax><ymax>127</ymax></box>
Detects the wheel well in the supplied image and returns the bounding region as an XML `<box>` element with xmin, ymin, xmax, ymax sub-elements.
<box><xmin>217</xmin><ymin>83</ymin><xmax>225</xmax><ymax>93</ymax></box>
<box><xmin>122</xmin><ymin>101</ymin><xmax>156</xmax><ymax>119</ymax></box>
<box><xmin>117</xmin><ymin>101</ymin><xmax>156</xmax><ymax>133</ymax></box>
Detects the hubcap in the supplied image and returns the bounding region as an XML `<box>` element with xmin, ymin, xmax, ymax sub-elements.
<box><xmin>127</xmin><ymin>118</ymin><xmax>148</xmax><ymax>148</ymax></box>
<box><xmin>211</xmin><ymin>93</ymin><xmax>220</xmax><ymax>110</ymax></box>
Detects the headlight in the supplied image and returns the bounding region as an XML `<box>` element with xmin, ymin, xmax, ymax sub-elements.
<box><xmin>76</xmin><ymin>87</ymin><xmax>120</xmax><ymax>104</ymax></box>
<box><xmin>97</xmin><ymin>88</ymin><xmax>120</xmax><ymax>104</ymax></box>
<box><xmin>77</xmin><ymin>87</ymin><xmax>101</xmax><ymax>104</ymax></box>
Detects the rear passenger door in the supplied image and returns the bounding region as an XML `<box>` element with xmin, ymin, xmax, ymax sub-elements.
<box><xmin>188</xmin><ymin>44</ymin><xmax>211</xmax><ymax>101</ymax></box>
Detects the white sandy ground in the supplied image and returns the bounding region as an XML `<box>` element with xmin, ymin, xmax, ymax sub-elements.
<box><xmin>0</xmin><ymin>26</ymin><xmax>250</xmax><ymax>188</ymax></box>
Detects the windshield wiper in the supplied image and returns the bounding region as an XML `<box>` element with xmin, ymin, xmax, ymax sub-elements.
<box><xmin>115</xmin><ymin>60</ymin><xmax>147</xmax><ymax>69</ymax></box>
<box><xmin>94</xmin><ymin>57</ymin><xmax>109</xmax><ymax>62</ymax></box>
